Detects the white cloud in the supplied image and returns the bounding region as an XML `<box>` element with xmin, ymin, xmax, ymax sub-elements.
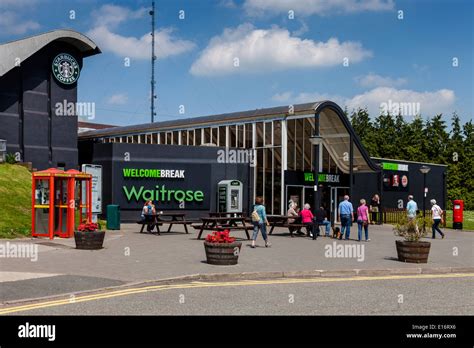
<box><xmin>218</xmin><ymin>0</ymin><xmax>238</xmax><ymax>9</ymax></box>
<box><xmin>355</xmin><ymin>73</ymin><xmax>407</xmax><ymax>88</ymax></box>
<box><xmin>345</xmin><ymin>87</ymin><xmax>455</xmax><ymax>116</ymax></box>
<box><xmin>0</xmin><ymin>0</ymin><xmax>40</xmax><ymax>35</ymax></box>
<box><xmin>91</xmin><ymin>4</ymin><xmax>147</xmax><ymax>28</ymax></box>
<box><xmin>87</xmin><ymin>5</ymin><xmax>195</xmax><ymax>60</ymax></box>
<box><xmin>88</xmin><ymin>26</ymin><xmax>195</xmax><ymax>60</ymax></box>
<box><xmin>271</xmin><ymin>91</ymin><xmax>294</xmax><ymax>103</ymax></box>
<box><xmin>190</xmin><ymin>23</ymin><xmax>371</xmax><ymax>76</ymax></box>
<box><xmin>244</xmin><ymin>0</ymin><xmax>394</xmax><ymax>16</ymax></box>
<box><xmin>292</xmin><ymin>20</ymin><xmax>309</xmax><ymax>36</ymax></box>
<box><xmin>0</xmin><ymin>11</ymin><xmax>40</xmax><ymax>35</ymax></box>
<box><xmin>271</xmin><ymin>87</ymin><xmax>456</xmax><ymax>117</ymax></box>
<box><xmin>0</xmin><ymin>0</ymin><xmax>38</xmax><ymax>7</ymax></box>
<box><xmin>106</xmin><ymin>93</ymin><xmax>128</xmax><ymax>105</ymax></box>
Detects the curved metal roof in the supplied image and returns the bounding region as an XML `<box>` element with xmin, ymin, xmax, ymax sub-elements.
<box><xmin>0</xmin><ymin>29</ymin><xmax>101</xmax><ymax>77</ymax></box>
<box><xmin>79</xmin><ymin>102</ymin><xmax>323</xmax><ymax>138</ymax></box>
<box><xmin>79</xmin><ymin>101</ymin><xmax>380</xmax><ymax>173</ymax></box>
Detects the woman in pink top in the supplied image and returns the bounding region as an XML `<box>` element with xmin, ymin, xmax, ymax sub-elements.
<box><xmin>300</xmin><ymin>204</ymin><xmax>316</xmax><ymax>239</ymax></box>
<box><xmin>357</xmin><ymin>199</ymin><xmax>371</xmax><ymax>241</ymax></box>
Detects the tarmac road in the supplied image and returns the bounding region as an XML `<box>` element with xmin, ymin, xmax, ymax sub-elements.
<box><xmin>3</xmin><ymin>273</ymin><xmax>473</xmax><ymax>315</ymax></box>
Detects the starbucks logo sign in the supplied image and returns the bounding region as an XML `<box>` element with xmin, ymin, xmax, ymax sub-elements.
<box><xmin>52</xmin><ymin>53</ymin><xmax>80</xmax><ymax>85</ymax></box>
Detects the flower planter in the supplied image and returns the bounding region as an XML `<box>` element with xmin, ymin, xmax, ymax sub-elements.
<box><xmin>204</xmin><ymin>241</ymin><xmax>242</xmax><ymax>265</ymax></box>
<box><xmin>74</xmin><ymin>230</ymin><xmax>105</xmax><ymax>250</ymax></box>
<box><xmin>395</xmin><ymin>240</ymin><xmax>431</xmax><ymax>263</ymax></box>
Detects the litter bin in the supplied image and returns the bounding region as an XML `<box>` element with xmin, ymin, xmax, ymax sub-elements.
<box><xmin>107</xmin><ymin>205</ymin><xmax>120</xmax><ymax>230</ymax></box>
<box><xmin>453</xmin><ymin>200</ymin><xmax>463</xmax><ymax>230</ymax></box>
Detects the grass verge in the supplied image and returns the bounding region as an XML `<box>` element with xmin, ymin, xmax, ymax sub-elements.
<box><xmin>0</xmin><ymin>164</ymin><xmax>32</xmax><ymax>238</ymax></box>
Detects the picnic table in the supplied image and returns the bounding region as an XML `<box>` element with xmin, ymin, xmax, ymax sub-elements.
<box><xmin>156</xmin><ymin>213</ymin><xmax>193</xmax><ymax>234</ymax></box>
<box><xmin>138</xmin><ymin>212</ymin><xmax>194</xmax><ymax>235</ymax></box>
<box><xmin>194</xmin><ymin>216</ymin><xmax>251</xmax><ymax>240</ymax></box>
<box><xmin>208</xmin><ymin>212</ymin><xmax>245</xmax><ymax>218</ymax></box>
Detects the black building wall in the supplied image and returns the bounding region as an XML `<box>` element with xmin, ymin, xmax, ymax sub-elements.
<box><xmin>352</xmin><ymin>158</ymin><xmax>447</xmax><ymax>210</ymax></box>
<box><xmin>82</xmin><ymin>143</ymin><xmax>252</xmax><ymax>222</ymax></box>
<box><xmin>0</xmin><ymin>42</ymin><xmax>82</xmax><ymax>170</ymax></box>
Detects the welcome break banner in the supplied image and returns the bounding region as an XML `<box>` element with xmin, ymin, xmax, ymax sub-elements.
<box><xmin>114</xmin><ymin>163</ymin><xmax>212</xmax><ymax>210</ymax></box>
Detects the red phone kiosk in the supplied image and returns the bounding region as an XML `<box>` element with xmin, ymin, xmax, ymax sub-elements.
<box><xmin>32</xmin><ymin>168</ymin><xmax>92</xmax><ymax>239</ymax></box>
<box><xmin>452</xmin><ymin>200</ymin><xmax>464</xmax><ymax>230</ymax></box>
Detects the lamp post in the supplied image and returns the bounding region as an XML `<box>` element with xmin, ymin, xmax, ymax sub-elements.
<box><xmin>309</xmin><ymin>134</ymin><xmax>323</xmax><ymax>214</ymax></box>
<box><xmin>419</xmin><ymin>165</ymin><xmax>431</xmax><ymax>231</ymax></box>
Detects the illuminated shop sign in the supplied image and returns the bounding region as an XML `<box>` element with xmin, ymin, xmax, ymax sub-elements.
<box><xmin>382</xmin><ymin>162</ymin><xmax>409</xmax><ymax>171</ymax></box>
<box><xmin>317</xmin><ymin>173</ymin><xmax>341</xmax><ymax>183</ymax></box>
<box><xmin>117</xmin><ymin>164</ymin><xmax>210</xmax><ymax>210</ymax></box>
<box><xmin>123</xmin><ymin>168</ymin><xmax>185</xmax><ymax>179</ymax></box>
<box><xmin>285</xmin><ymin>170</ymin><xmax>348</xmax><ymax>186</ymax></box>
<box><xmin>304</xmin><ymin>172</ymin><xmax>341</xmax><ymax>184</ymax></box>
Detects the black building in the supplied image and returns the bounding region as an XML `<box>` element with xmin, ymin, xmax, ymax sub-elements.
<box><xmin>0</xmin><ymin>29</ymin><xmax>101</xmax><ymax>169</ymax></box>
<box><xmin>80</xmin><ymin>143</ymin><xmax>251</xmax><ymax>221</ymax></box>
<box><xmin>79</xmin><ymin>102</ymin><xmax>447</xmax><ymax>221</ymax></box>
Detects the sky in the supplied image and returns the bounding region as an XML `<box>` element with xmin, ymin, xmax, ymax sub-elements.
<box><xmin>1</xmin><ymin>0</ymin><xmax>473</xmax><ymax>126</ymax></box>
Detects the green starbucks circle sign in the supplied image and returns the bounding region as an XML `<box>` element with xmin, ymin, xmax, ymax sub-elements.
<box><xmin>52</xmin><ymin>53</ymin><xmax>80</xmax><ymax>85</ymax></box>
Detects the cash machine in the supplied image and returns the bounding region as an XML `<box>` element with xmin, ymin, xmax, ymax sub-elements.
<box><xmin>217</xmin><ymin>180</ymin><xmax>243</xmax><ymax>213</ymax></box>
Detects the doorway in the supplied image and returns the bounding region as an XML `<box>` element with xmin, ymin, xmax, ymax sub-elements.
<box><xmin>330</xmin><ymin>187</ymin><xmax>350</xmax><ymax>224</ymax></box>
<box><xmin>286</xmin><ymin>185</ymin><xmax>314</xmax><ymax>211</ymax></box>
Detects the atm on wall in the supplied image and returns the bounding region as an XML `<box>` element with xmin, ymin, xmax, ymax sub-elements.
<box><xmin>217</xmin><ymin>180</ymin><xmax>243</xmax><ymax>213</ymax></box>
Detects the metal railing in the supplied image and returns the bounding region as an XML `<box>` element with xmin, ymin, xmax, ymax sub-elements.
<box><xmin>382</xmin><ymin>208</ymin><xmax>446</xmax><ymax>227</ymax></box>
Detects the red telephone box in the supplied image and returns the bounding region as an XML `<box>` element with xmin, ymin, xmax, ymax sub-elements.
<box><xmin>453</xmin><ymin>200</ymin><xmax>464</xmax><ymax>230</ymax></box>
<box><xmin>32</xmin><ymin>168</ymin><xmax>92</xmax><ymax>239</ymax></box>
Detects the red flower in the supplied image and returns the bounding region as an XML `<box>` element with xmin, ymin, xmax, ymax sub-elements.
<box><xmin>205</xmin><ymin>230</ymin><xmax>235</xmax><ymax>244</ymax></box>
<box><xmin>77</xmin><ymin>222</ymin><xmax>99</xmax><ymax>232</ymax></box>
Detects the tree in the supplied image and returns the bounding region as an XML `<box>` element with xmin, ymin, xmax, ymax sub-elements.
<box><xmin>445</xmin><ymin>113</ymin><xmax>464</xmax><ymax>208</ymax></box>
<box><xmin>460</xmin><ymin>120</ymin><xmax>474</xmax><ymax>209</ymax></box>
<box><xmin>351</xmin><ymin>109</ymin><xmax>472</xmax><ymax>209</ymax></box>
<box><xmin>350</xmin><ymin>108</ymin><xmax>378</xmax><ymax>156</ymax></box>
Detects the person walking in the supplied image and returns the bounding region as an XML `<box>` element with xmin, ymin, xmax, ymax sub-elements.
<box><xmin>300</xmin><ymin>203</ymin><xmax>316</xmax><ymax>239</ymax></box>
<box><xmin>315</xmin><ymin>206</ymin><xmax>331</xmax><ymax>237</ymax></box>
<box><xmin>338</xmin><ymin>195</ymin><xmax>354</xmax><ymax>240</ymax></box>
<box><xmin>406</xmin><ymin>195</ymin><xmax>418</xmax><ymax>221</ymax></box>
<box><xmin>251</xmin><ymin>196</ymin><xmax>271</xmax><ymax>248</ymax></box>
<box><xmin>357</xmin><ymin>199</ymin><xmax>371</xmax><ymax>242</ymax></box>
<box><xmin>369</xmin><ymin>194</ymin><xmax>380</xmax><ymax>225</ymax></box>
<box><xmin>430</xmin><ymin>199</ymin><xmax>445</xmax><ymax>239</ymax></box>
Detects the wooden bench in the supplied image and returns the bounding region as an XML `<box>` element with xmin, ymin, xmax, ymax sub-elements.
<box><xmin>268</xmin><ymin>221</ymin><xmax>309</xmax><ymax>237</ymax></box>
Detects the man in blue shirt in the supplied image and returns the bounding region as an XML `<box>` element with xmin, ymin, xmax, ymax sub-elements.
<box><xmin>338</xmin><ymin>195</ymin><xmax>354</xmax><ymax>240</ymax></box>
<box><xmin>406</xmin><ymin>195</ymin><xmax>418</xmax><ymax>220</ymax></box>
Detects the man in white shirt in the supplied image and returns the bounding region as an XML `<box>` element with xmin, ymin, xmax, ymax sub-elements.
<box><xmin>430</xmin><ymin>199</ymin><xmax>445</xmax><ymax>239</ymax></box>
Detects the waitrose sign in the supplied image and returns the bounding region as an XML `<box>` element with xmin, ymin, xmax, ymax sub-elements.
<box><xmin>120</xmin><ymin>166</ymin><xmax>208</xmax><ymax>208</ymax></box>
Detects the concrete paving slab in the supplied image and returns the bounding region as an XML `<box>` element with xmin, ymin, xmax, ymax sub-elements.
<box><xmin>0</xmin><ymin>223</ymin><xmax>472</xmax><ymax>302</ymax></box>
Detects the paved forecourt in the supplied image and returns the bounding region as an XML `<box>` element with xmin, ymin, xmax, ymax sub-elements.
<box><xmin>0</xmin><ymin>223</ymin><xmax>472</xmax><ymax>303</ymax></box>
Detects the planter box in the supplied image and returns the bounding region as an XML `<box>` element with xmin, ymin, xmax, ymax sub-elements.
<box><xmin>74</xmin><ymin>230</ymin><xmax>105</xmax><ymax>250</ymax></box>
<box><xmin>204</xmin><ymin>241</ymin><xmax>242</xmax><ymax>265</ymax></box>
<box><xmin>396</xmin><ymin>240</ymin><xmax>431</xmax><ymax>263</ymax></box>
